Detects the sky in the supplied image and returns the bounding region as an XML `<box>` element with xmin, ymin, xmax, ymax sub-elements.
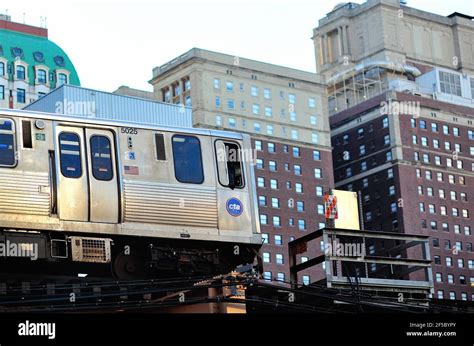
<box><xmin>2</xmin><ymin>0</ymin><xmax>473</xmax><ymax>92</ymax></box>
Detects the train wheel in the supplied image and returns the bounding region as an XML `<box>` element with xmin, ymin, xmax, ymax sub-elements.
<box><xmin>112</xmin><ymin>251</ymin><xmax>146</xmax><ymax>281</ymax></box>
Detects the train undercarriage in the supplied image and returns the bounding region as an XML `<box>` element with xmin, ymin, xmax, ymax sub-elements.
<box><xmin>0</xmin><ymin>229</ymin><xmax>261</xmax><ymax>281</ymax></box>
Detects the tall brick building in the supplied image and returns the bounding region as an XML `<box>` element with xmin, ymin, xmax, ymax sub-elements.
<box><xmin>314</xmin><ymin>0</ymin><xmax>474</xmax><ymax>301</ymax></box>
<box><xmin>147</xmin><ymin>48</ymin><xmax>334</xmax><ymax>284</ymax></box>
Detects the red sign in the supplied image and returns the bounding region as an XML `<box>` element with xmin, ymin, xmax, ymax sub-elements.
<box><xmin>324</xmin><ymin>194</ymin><xmax>338</xmax><ymax>219</ymax></box>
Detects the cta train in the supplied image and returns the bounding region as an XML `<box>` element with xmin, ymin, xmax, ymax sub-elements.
<box><xmin>0</xmin><ymin>109</ymin><xmax>261</xmax><ymax>279</ymax></box>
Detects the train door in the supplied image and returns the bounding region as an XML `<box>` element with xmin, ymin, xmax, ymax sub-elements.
<box><xmin>214</xmin><ymin>138</ymin><xmax>252</xmax><ymax>233</ymax></box>
<box><xmin>55</xmin><ymin>125</ymin><xmax>119</xmax><ymax>223</ymax></box>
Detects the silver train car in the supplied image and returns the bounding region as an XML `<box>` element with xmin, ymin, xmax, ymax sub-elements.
<box><xmin>0</xmin><ymin>109</ymin><xmax>261</xmax><ymax>279</ymax></box>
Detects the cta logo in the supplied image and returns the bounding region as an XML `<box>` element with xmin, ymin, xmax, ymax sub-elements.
<box><xmin>226</xmin><ymin>198</ymin><xmax>243</xmax><ymax>217</ymax></box>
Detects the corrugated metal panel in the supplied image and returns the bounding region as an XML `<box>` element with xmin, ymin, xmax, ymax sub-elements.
<box><xmin>123</xmin><ymin>180</ymin><xmax>217</xmax><ymax>228</ymax></box>
<box><xmin>24</xmin><ymin>85</ymin><xmax>192</xmax><ymax>128</ymax></box>
<box><xmin>0</xmin><ymin>170</ymin><xmax>50</xmax><ymax>216</ymax></box>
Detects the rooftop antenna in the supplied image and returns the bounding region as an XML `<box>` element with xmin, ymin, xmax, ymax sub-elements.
<box><xmin>40</xmin><ymin>16</ymin><xmax>43</xmax><ymax>28</ymax></box>
<box><xmin>44</xmin><ymin>16</ymin><xmax>47</xmax><ymax>28</ymax></box>
<box><xmin>22</xmin><ymin>12</ymin><xmax>25</xmax><ymax>24</ymax></box>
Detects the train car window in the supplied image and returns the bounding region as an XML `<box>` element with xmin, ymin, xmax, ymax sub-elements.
<box><xmin>22</xmin><ymin>120</ymin><xmax>33</xmax><ymax>149</ymax></box>
<box><xmin>90</xmin><ymin>135</ymin><xmax>113</xmax><ymax>181</ymax></box>
<box><xmin>59</xmin><ymin>132</ymin><xmax>82</xmax><ymax>178</ymax></box>
<box><xmin>172</xmin><ymin>135</ymin><xmax>204</xmax><ymax>184</ymax></box>
<box><xmin>0</xmin><ymin>118</ymin><xmax>16</xmax><ymax>167</ymax></box>
<box><xmin>155</xmin><ymin>133</ymin><xmax>166</xmax><ymax>160</ymax></box>
<box><xmin>215</xmin><ymin>141</ymin><xmax>244</xmax><ymax>189</ymax></box>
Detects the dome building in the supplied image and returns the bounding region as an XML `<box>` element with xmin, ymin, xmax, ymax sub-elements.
<box><xmin>0</xmin><ymin>14</ymin><xmax>80</xmax><ymax>109</ymax></box>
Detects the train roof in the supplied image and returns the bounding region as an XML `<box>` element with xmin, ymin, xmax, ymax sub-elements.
<box><xmin>0</xmin><ymin>108</ymin><xmax>244</xmax><ymax>140</ymax></box>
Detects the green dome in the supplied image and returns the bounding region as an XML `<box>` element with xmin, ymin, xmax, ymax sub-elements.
<box><xmin>0</xmin><ymin>28</ymin><xmax>80</xmax><ymax>87</ymax></box>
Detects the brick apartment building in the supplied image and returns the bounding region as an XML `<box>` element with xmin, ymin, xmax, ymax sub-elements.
<box><xmin>314</xmin><ymin>0</ymin><xmax>474</xmax><ymax>301</ymax></box>
<box><xmin>145</xmin><ymin>48</ymin><xmax>334</xmax><ymax>285</ymax></box>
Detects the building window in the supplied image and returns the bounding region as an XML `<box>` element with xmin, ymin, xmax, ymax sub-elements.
<box><xmin>258</xmin><ymin>196</ymin><xmax>266</xmax><ymax>207</ymax></box>
<box><xmin>274</xmin><ymin>235</ymin><xmax>282</xmax><ymax>245</ymax></box>
<box><xmin>388</xmin><ymin>185</ymin><xmax>395</xmax><ymax>196</ymax></box>
<box><xmin>264</xmin><ymin>106</ymin><xmax>273</xmax><ymax>117</ymax></box>
<box><xmin>267</xmin><ymin>142</ymin><xmax>275</xmax><ymax>153</ymax></box>
<box><xmin>382</xmin><ymin>117</ymin><xmax>388</xmax><ymax>128</ymax></box>
<box><xmin>252</xmin><ymin>104</ymin><xmax>260</xmax><ymax>115</ymax></box>
<box><xmin>262</xmin><ymin>252</ymin><xmax>270</xmax><ymax>263</ymax></box>
<box><xmin>275</xmin><ymin>254</ymin><xmax>284</xmax><ymax>264</ymax></box>
<box><xmin>273</xmin><ymin>216</ymin><xmax>281</xmax><ymax>227</ymax></box>
<box><xmin>263</xmin><ymin>271</ymin><xmax>272</xmax><ymax>281</ymax></box>
<box><xmin>277</xmin><ymin>273</ymin><xmax>285</xmax><ymax>282</ymax></box>
<box><xmin>270</xmin><ymin>179</ymin><xmax>278</xmax><ymax>189</ymax></box>
<box><xmin>254</xmin><ymin>122</ymin><xmax>261</xmax><ymax>133</ymax></box>
<box><xmin>226</xmin><ymin>81</ymin><xmax>233</xmax><ymax>92</ymax></box>
<box><xmin>269</xmin><ymin>161</ymin><xmax>277</xmax><ymax>172</ymax></box>
<box><xmin>227</xmin><ymin>99</ymin><xmax>235</xmax><ymax>110</ymax></box>
<box><xmin>37</xmin><ymin>69</ymin><xmax>47</xmax><ymax>84</ymax></box>
<box><xmin>317</xmin><ymin>204</ymin><xmax>325</xmax><ymax>215</ymax></box>
<box><xmin>0</xmin><ymin>85</ymin><xmax>4</xmax><ymax>100</ymax></box>
<box><xmin>16</xmin><ymin>65</ymin><xmax>26</xmax><ymax>80</ymax></box>
<box><xmin>294</xmin><ymin>165</ymin><xmax>301</xmax><ymax>176</ymax></box>
<box><xmin>312</xmin><ymin>133</ymin><xmax>319</xmax><ymax>144</ymax></box>
<box><xmin>298</xmin><ymin>219</ymin><xmax>306</xmax><ymax>231</ymax></box>
<box><xmin>57</xmin><ymin>73</ymin><xmax>68</xmax><ymax>86</ymax></box>
<box><xmin>439</xmin><ymin>71</ymin><xmax>462</xmax><ymax>96</ymax></box>
<box><xmin>260</xmin><ymin>214</ymin><xmax>268</xmax><ymax>225</ymax></box>
<box><xmin>251</xmin><ymin>86</ymin><xmax>258</xmax><ymax>97</ymax></box>
<box><xmin>256</xmin><ymin>159</ymin><xmax>264</xmax><ymax>169</ymax></box>
<box><xmin>310</xmin><ymin>115</ymin><xmax>317</xmax><ymax>126</ymax></box>
<box><xmin>308</xmin><ymin>97</ymin><xmax>316</xmax><ymax>108</ymax></box>
<box><xmin>302</xmin><ymin>275</ymin><xmax>310</xmax><ymax>285</ymax></box>
<box><xmin>314</xmin><ymin>168</ymin><xmax>322</xmax><ymax>179</ymax></box>
<box><xmin>295</xmin><ymin>183</ymin><xmax>303</xmax><ymax>193</ymax></box>
<box><xmin>255</xmin><ymin>140</ymin><xmax>262</xmax><ymax>151</ymax></box>
<box><xmin>215</xmin><ymin>96</ymin><xmax>221</xmax><ymax>108</ymax></box>
<box><xmin>315</xmin><ymin>186</ymin><xmax>323</xmax><ymax>196</ymax></box>
<box><xmin>297</xmin><ymin>201</ymin><xmax>305</xmax><ymax>212</ymax></box>
<box><xmin>290</xmin><ymin>111</ymin><xmax>297</xmax><ymax>122</ymax></box>
<box><xmin>289</xmin><ymin>93</ymin><xmax>296</xmax><ymax>104</ymax></box>
<box><xmin>313</xmin><ymin>150</ymin><xmax>321</xmax><ymax>160</ymax></box>
<box><xmin>0</xmin><ymin>62</ymin><xmax>4</xmax><ymax>76</ymax></box>
<box><xmin>264</xmin><ymin>88</ymin><xmax>271</xmax><ymax>99</ymax></box>
<box><xmin>291</xmin><ymin>129</ymin><xmax>299</xmax><ymax>140</ymax></box>
<box><xmin>16</xmin><ymin>88</ymin><xmax>26</xmax><ymax>103</ymax></box>
<box><xmin>257</xmin><ymin>177</ymin><xmax>265</xmax><ymax>188</ymax></box>
<box><xmin>266</xmin><ymin>125</ymin><xmax>274</xmax><ymax>135</ymax></box>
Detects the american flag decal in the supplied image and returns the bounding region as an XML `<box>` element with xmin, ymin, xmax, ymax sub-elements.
<box><xmin>124</xmin><ymin>165</ymin><xmax>139</xmax><ymax>175</ymax></box>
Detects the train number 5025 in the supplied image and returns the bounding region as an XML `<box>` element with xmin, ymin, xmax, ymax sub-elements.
<box><xmin>121</xmin><ymin>127</ymin><xmax>138</xmax><ymax>135</ymax></box>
